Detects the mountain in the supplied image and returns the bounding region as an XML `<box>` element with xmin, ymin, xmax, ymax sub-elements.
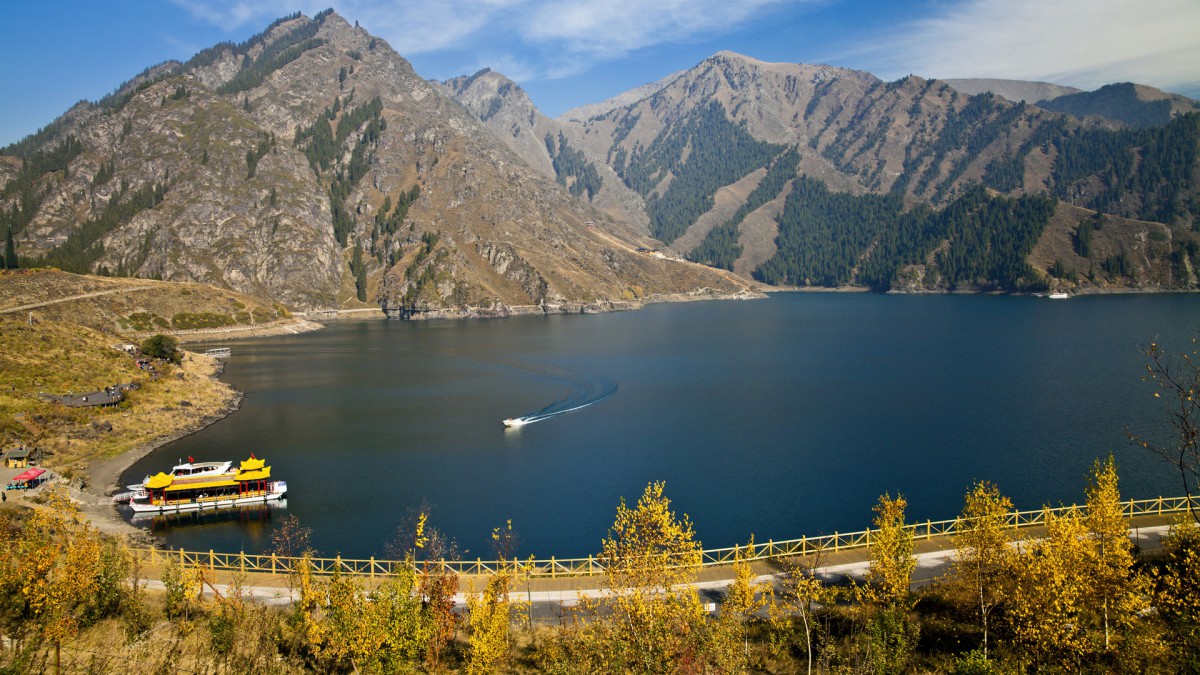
<box><xmin>943</xmin><ymin>78</ymin><xmax>1081</xmax><ymax>104</ymax></box>
<box><xmin>6</xmin><ymin>20</ymin><xmax>1198</xmax><ymax>306</ymax></box>
<box><xmin>1036</xmin><ymin>82</ymin><xmax>1200</xmax><ymax>129</ymax></box>
<box><xmin>0</xmin><ymin>11</ymin><xmax>749</xmax><ymax>314</ymax></box>
<box><xmin>536</xmin><ymin>52</ymin><xmax>1198</xmax><ymax>292</ymax></box>
<box><xmin>558</xmin><ymin>71</ymin><xmax>683</xmax><ymax>122</ymax></box>
<box><xmin>435</xmin><ymin>68</ymin><xmax>650</xmax><ymax>236</ymax></box>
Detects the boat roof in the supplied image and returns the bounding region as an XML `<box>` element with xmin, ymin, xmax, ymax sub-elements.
<box><xmin>150</xmin><ymin>464</ymin><xmax>272</xmax><ymax>491</ymax></box>
<box><xmin>174</xmin><ymin>461</ymin><xmax>232</xmax><ymax>472</ymax></box>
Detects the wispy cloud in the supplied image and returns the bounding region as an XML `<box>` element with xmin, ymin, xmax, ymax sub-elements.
<box><xmin>168</xmin><ymin>0</ymin><xmax>802</xmax><ymax>80</ymax></box>
<box><xmin>856</xmin><ymin>0</ymin><xmax>1200</xmax><ymax>94</ymax></box>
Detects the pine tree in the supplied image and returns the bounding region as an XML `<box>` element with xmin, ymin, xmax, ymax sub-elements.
<box><xmin>4</xmin><ymin>227</ymin><xmax>17</xmax><ymax>269</ymax></box>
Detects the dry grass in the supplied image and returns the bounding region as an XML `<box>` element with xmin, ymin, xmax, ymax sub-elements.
<box><xmin>0</xmin><ymin>269</ymin><xmax>289</xmax><ymax>338</ymax></box>
<box><xmin>0</xmin><ymin>314</ymin><xmax>235</xmax><ymax>480</ymax></box>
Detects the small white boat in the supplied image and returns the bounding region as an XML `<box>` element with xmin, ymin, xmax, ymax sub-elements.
<box><xmin>1048</xmin><ymin>292</ymin><xmax>1071</xmax><ymax>299</ymax></box>
<box><xmin>502</xmin><ymin>417</ymin><xmax>527</xmax><ymax>427</ymax></box>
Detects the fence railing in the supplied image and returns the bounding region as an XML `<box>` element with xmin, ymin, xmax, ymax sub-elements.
<box><xmin>126</xmin><ymin>495</ymin><xmax>1197</xmax><ymax>580</ymax></box>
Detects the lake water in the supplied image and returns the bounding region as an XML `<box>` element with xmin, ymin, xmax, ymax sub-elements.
<box><xmin>122</xmin><ymin>292</ymin><xmax>1200</xmax><ymax>560</ymax></box>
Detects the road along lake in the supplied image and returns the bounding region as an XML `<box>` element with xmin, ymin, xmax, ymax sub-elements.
<box><xmin>123</xmin><ymin>292</ymin><xmax>1200</xmax><ymax>560</ymax></box>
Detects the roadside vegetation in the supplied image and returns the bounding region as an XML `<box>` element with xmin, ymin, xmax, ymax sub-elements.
<box><xmin>0</xmin><ymin>456</ymin><xmax>1196</xmax><ymax>673</ymax></box>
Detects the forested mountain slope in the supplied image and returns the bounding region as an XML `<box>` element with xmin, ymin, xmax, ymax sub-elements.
<box><xmin>542</xmin><ymin>52</ymin><xmax>1200</xmax><ymax>292</ymax></box>
<box><xmin>0</xmin><ymin>11</ymin><xmax>748</xmax><ymax>314</ymax></box>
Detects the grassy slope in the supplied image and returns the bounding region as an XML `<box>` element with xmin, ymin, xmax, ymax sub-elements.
<box><xmin>0</xmin><ymin>269</ymin><xmax>259</xmax><ymax>480</ymax></box>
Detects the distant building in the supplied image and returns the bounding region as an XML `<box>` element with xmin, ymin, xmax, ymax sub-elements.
<box><xmin>4</xmin><ymin>447</ymin><xmax>30</xmax><ymax>469</ymax></box>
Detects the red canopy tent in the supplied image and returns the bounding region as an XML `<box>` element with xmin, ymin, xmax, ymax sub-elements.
<box><xmin>8</xmin><ymin>467</ymin><xmax>45</xmax><ymax>489</ymax></box>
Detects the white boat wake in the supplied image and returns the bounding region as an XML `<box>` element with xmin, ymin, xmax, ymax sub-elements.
<box><xmin>502</xmin><ymin>367</ymin><xmax>616</xmax><ymax>429</ymax></box>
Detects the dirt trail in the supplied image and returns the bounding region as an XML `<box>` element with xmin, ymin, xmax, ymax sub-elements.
<box><xmin>0</xmin><ymin>284</ymin><xmax>159</xmax><ymax>314</ymax></box>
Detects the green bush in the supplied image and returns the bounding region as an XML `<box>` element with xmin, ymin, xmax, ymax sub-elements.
<box><xmin>140</xmin><ymin>334</ymin><xmax>182</xmax><ymax>364</ymax></box>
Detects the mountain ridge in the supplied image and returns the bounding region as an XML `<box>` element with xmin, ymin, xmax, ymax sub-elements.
<box><xmin>4</xmin><ymin>17</ymin><xmax>1198</xmax><ymax>310</ymax></box>
<box><xmin>1</xmin><ymin>11</ymin><xmax>751</xmax><ymax>314</ymax></box>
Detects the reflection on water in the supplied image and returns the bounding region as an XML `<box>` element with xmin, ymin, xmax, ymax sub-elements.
<box><xmin>127</xmin><ymin>501</ymin><xmax>287</xmax><ymax>534</ymax></box>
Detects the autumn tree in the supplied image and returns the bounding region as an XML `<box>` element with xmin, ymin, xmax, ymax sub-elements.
<box><xmin>1129</xmin><ymin>335</ymin><xmax>1200</xmax><ymax>524</ymax></box>
<box><xmin>1084</xmin><ymin>454</ymin><xmax>1145</xmax><ymax>655</ymax></box>
<box><xmin>708</xmin><ymin>536</ymin><xmax>768</xmax><ymax>672</ymax></box>
<box><xmin>1006</xmin><ymin>507</ymin><xmax>1093</xmax><ymax>669</ymax></box>
<box><xmin>951</xmin><ymin>480</ymin><xmax>1013</xmax><ymax>658</ymax></box>
<box><xmin>269</xmin><ymin>513</ymin><xmax>313</xmax><ymax>593</ymax></box>
<box><xmin>863</xmin><ymin>492</ymin><xmax>918</xmax><ymax>673</ymax></box>
<box><xmin>1151</xmin><ymin>521</ymin><xmax>1200</xmax><ymax>669</ymax></box>
<box><xmin>767</xmin><ymin>547</ymin><xmax>837</xmax><ymax>675</ymax></box>
<box><xmin>536</xmin><ymin>482</ymin><xmax>707</xmax><ymax>673</ymax></box>
<box><xmin>465</xmin><ymin>520</ymin><xmax>528</xmax><ymax>674</ymax></box>
<box><xmin>0</xmin><ymin>492</ymin><xmax>107</xmax><ymax>672</ymax></box>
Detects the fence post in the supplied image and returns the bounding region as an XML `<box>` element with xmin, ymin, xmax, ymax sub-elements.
<box><xmin>209</xmin><ymin>549</ymin><xmax>214</xmax><ymax>572</ymax></box>
<box><xmin>927</xmin><ymin>519</ymin><xmax>932</xmax><ymax>540</ymax></box>
<box><xmin>240</xmin><ymin>551</ymin><xmax>245</xmax><ymax>574</ymax></box>
<box><xmin>834</xmin><ymin>532</ymin><xmax>839</xmax><ymax>552</ymax></box>
<box><xmin>588</xmin><ymin>555</ymin><xmax>594</xmax><ymax>575</ymax></box>
<box><xmin>370</xmin><ymin>557</ymin><xmax>375</xmax><ymax>580</ymax></box>
<box><xmin>551</xmin><ymin>557</ymin><xmax>556</xmax><ymax>579</ymax></box>
<box><xmin>271</xmin><ymin>554</ymin><xmax>277</xmax><ymax>575</ymax></box>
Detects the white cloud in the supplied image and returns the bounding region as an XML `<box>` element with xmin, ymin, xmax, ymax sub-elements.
<box><xmin>169</xmin><ymin>0</ymin><xmax>802</xmax><ymax>80</ymax></box>
<box><xmin>860</xmin><ymin>0</ymin><xmax>1200</xmax><ymax>94</ymax></box>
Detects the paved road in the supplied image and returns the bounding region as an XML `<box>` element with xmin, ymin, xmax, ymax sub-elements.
<box><xmin>139</xmin><ymin>514</ymin><xmax>1181</xmax><ymax>622</ymax></box>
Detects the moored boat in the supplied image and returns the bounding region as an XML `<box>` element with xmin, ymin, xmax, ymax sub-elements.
<box><xmin>127</xmin><ymin>455</ymin><xmax>287</xmax><ymax>514</ymax></box>
<box><xmin>113</xmin><ymin>457</ymin><xmax>235</xmax><ymax>503</ymax></box>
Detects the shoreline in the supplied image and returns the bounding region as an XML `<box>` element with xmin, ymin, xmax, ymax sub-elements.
<box><xmin>75</xmin><ymin>370</ymin><xmax>246</xmax><ymax>543</ymax></box>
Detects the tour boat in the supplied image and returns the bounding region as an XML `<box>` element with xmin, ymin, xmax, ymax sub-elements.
<box><xmin>1048</xmin><ymin>292</ymin><xmax>1071</xmax><ymax>299</ymax></box>
<box><xmin>113</xmin><ymin>458</ymin><xmax>235</xmax><ymax>503</ymax></box>
<box><xmin>502</xmin><ymin>417</ymin><xmax>527</xmax><ymax>428</ymax></box>
<box><xmin>127</xmin><ymin>455</ymin><xmax>287</xmax><ymax>514</ymax></box>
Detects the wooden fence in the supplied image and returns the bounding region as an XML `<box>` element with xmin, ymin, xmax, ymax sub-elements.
<box><xmin>126</xmin><ymin>495</ymin><xmax>1197</xmax><ymax>580</ymax></box>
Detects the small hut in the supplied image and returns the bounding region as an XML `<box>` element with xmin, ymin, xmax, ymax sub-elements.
<box><xmin>4</xmin><ymin>447</ymin><xmax>30</xmax><ymax>469</ymax></box>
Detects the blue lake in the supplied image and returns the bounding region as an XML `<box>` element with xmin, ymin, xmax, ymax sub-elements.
<box><xmin>123</xmin><ymin>292</ymin><xmax>1200</xmax><ymax>560</ymax></box>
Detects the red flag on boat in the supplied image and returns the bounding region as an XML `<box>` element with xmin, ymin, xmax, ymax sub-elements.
<box><xmin>188</xmin><ymin>455</ymin><xmax>194</xmax><ymax>463</ymax></box>
<box><xmin>250</xmin><ymin>452</ymin><xmax>256</xmax><ymax>459</ymax></box>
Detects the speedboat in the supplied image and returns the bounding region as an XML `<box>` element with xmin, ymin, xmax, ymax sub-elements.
<box><xmin>502</xmin><ymin>417</ymin><xmax>527</xmax><ymax>427</ymax></box>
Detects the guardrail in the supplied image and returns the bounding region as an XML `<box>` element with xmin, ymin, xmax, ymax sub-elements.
<box><xmin>126</xmin><ymin>495</ymin><xmax>1197</xmax><ymax>580</ymax></box>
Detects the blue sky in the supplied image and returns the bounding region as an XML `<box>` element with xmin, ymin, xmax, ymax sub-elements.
<box><xmin>2</xmin><ymin>0</ymin><xmax>1198</xmax><ymax>147</ymax></box>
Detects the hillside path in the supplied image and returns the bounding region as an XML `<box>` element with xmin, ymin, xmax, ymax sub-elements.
<box><xmin>0</xmin><ymin>284</ymin><xmax>158</xmax><ymax>314</ymax></box>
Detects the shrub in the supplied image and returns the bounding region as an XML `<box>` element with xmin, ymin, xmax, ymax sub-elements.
<box><xmin>140</xmin><ymin>334</ymin><xmax>182</xmax><ymax>364</ymax></box>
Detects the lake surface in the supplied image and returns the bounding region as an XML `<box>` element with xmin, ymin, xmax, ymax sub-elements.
<box><xmin>122</xmin><ymin>293</ymin><xmax>1199</xmax><ymax>560</ymax></box>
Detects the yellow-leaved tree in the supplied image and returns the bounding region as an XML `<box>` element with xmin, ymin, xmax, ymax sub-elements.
<box><xmin>768</xmin><ymin>548</ymin><xmax>837</xmax><ymax>675</ymax></box>
<box><xmin>465</xmin><ymin>520</ymin><xmax>528</xmax><ymax>675</ymax></box>
<box><xmin>951</xmin><ymin>480</ymin><xmax>1013</xmax><ymax>658</ymax></box>
<box><xmin>0</xmin><ymin>491</ymin><xmax>105</xmax><ymax>673</ymax></box>
<box><xmin>866</xmin><ymin>492</ymin><xmax>915</xmax><ymax>607</ymax></box>
<box><xmin>708</xmin><ymin>536</ymin><xmax>768</xmax><ymax>673</ymax></box>
<box><xmin>1007</xmin><ymin>507</ymin><xmax>1093</xmax><ymax>669</ymax></box>
<box><xmin>1084</xmin><ymin>454</ymin><xmax>1146</xmax><ymax>654</ymax></box>
<box><xmin>541</xmin><ymin>481</ymin><xmax>706</xmax><ymax>674</ymax></box>
<box><xmin>1151</xmin><ymin>521</ymin><xmax>1200</xmax><ymax>668</ymax></box>
<box><xmin>863</xmin><ymin>492</ymin><xmax>918</xmax><ymax>673</ymax></box>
